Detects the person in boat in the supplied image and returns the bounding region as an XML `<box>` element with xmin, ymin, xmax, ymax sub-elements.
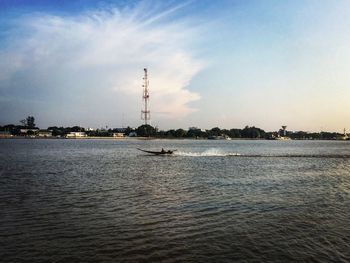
<box><xmin>161</xmin><ymin>148</ymin><xmax>165</xmax><ymax>153</ymax></box>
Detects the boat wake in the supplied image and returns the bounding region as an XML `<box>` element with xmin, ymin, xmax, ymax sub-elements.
<box><xmin>175</xmin><ymin>149</ymin><xmax>241</xmax><ymax>157</ymax></box>
<box><xmin>174</xmin><ymin>149</ymin><xmax>350</xmax><ymax>158</ymax></box>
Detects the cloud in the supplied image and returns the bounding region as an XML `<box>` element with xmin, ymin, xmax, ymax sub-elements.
<box><xmin>0</xmin><ymin>2</ymin><xmax>204</xmax><ymax>126</ymax></box>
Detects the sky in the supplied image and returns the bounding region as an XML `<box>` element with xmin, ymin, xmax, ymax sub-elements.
<box><xmin>0</xmin><ymin>0</ymin><xmax>349</xmax><ymax>132</ymax></box>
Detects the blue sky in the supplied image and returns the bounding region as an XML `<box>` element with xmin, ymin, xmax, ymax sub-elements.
<box><xmin>0</xmin><ymin>0</ymin><xmax>349</xmax><ymax>132</ymax></box>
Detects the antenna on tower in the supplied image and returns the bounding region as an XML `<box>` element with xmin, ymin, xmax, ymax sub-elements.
<box><xmin>141</xmin><ymin>68</ymin><xmax>150</xmax><ymax>125</ymax></box>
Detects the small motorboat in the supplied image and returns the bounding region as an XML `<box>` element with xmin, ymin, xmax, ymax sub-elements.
<box><xmin>137</xmin><ymin>148</ymin><xmax>176</xmax><ymax>155</ymax></box>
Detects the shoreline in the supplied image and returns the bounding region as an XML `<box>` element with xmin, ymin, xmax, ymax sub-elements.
<box><xmin>0</xmin><ymin>136</ymin><xmax>349</xmax><ymax>141</ymax></box>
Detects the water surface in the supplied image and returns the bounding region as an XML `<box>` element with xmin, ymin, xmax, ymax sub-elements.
<box><xmin>1</xmin><ymin>139</ymin><xmax>350</xmax><ymax>262</ymax></box>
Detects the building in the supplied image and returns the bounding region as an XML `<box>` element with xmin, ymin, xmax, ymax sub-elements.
<box><xmin>112</xmin><ymin>132</ymin><xmax>125</xmax><ymax>138</ymax></box>
<box><xmin>0</xmin><ymin>131</ymin><xmax>12</xmax><ymax>138</ymax></box>
<box><xmin>38</xmin><ymin>130</ymin><xmax>52</xmax><ymax>137</ymax></box>
<box><xmin>20</xmin><ymin>129</ymin><xmax>39</xmax><ymax>135</ymax></box>
<box><xmin>65</xmin><ymin>132</ymin><xmax>87</xmax><ymax>138</ymax></box>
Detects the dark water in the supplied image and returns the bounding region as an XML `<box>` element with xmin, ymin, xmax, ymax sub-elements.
<box><xmin>1</xmin><ymin>139</ymin><xmax>350</xmax><ymax>262</ymax></box>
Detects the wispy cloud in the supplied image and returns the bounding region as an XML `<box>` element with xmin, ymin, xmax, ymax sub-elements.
<box><xmin>0</xmin><ymin>2</ymin><xmax>204</xmax><ymax>126</ymax></box>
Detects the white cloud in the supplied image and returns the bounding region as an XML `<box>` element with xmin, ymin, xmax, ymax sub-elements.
<box><xmin>0</xmin><ymin>3</ymin><xmax>204</xmax><ymax>126</ymax></box>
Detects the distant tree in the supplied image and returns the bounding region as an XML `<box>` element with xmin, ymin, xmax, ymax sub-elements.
<box><xmin>20</xmin><ymin>119</ymin><xmax>26</xmax><ymax>127</ymax></box>
<box><xmin>221</xmin><ymin>129</ymin><xmax>230</xmax><ymax>136</ymax></box>
<box><xmin>1</xmin><ymin>124</ymin><xmax>15</xmax><ymax>131</ymax></box>
<box><xmin>26</xmin><ymin>116</ymin><xmax>35</xmax><ymax>128</ymax></box>
<box><xmin>165</xmin><ymin>129</ymin><xmax>176</xmax><ymax>137</ymax></box>
<box><xmin>229</xmin><ymin>129</ymin><xmax>242</xmax><ymax>138</ymax></box>
<box><xmin>241</xmin><ymin>126</ymin><xmax>265</xmax><ymax>138</ymax></box>
<box><xmin>207</xmin><ymin>127</ymin><xmax>221</xmax><ymax>137</ymax></box>
<box><xmin>136</xmin><ymin>124</ymin><xmax>156</xmax><ymax>137</ymax></box>
<box><xmin>186</xmin><ymin>128</ymin><xmax>204</xmax><ymax>138</ymax></box>
<box><xmin>156</xmin><ymin>130</ymin><xmax>166</xmax><ymax>138</ymax></box>
<box><xmin>290</xmin><ymin>131</ymin><xmax>308</xmax><ymax>140</ymax></box>
<box><xmin>94</xmin><ymin>129</ymin><xmax>110</xmax><ymax>137</ymax></box>
<box><xmin>124</xmin><ymin>126</ymin><xmax>134</xmax><ymax>136</ymax></box>
<box><xmin>48</xmin><ymin>126</ymin><xmax>65</xmax><ymax>137</ymax></box>
<box><xmin>320</xmin><ymin>132</ymin><xmax>339</xmax><ymax>140</ymax></box>
<box><xmin>27</xmin><ymin>130</ymin><xmax>33</xmax><ymax>136</ymax></box>
<box><xmin>19</xmin><ymin>116</ymin><xmax>36</xmax><ymax>128</ymax></box>
<box><xmin>175</xmin><ymin>128</ymin><xmax>186</xmax><ymax>138</ymax></box>
<box><xmin>71</xmin><ymin>126</ymin><xmax>84</xmax><ymax>132</ymax></box>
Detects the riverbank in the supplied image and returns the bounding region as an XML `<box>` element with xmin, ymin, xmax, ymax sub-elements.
<box><xmin>0</xmin><ymin>136</ymin><xmax>349</xmax><ymax>141</ymax></box>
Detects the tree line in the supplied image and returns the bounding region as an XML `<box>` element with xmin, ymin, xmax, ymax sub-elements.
<box><xmin>0</xmin><ymin>116</ymin><xmax>347</xmax><ymax>140</ymax></box>
<box><xmin>137</xmin><ymin>125</ymin><xmax>267</xmax><ymax>139</ymax></box>
<box><xmin>0</xmin><ymin>116</ymin><xmax>37</xmax><ymax>136</ymax></box>
<box><xmin>126</xmin><ymin>125</ymin><xmax>347</xmax><ymax>140</ymax></box>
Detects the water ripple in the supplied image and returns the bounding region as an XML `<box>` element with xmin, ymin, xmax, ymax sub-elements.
<box><xmin>0</xmin><ymin>139</ymin><xmax>350</xmax><ymax>262</ymax></box>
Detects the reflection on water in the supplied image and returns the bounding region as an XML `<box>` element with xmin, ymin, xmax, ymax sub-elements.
<box><xmin>0</xmin><ymin>139</ymin><xmax>350</xmax><ymax>262</ymax></box>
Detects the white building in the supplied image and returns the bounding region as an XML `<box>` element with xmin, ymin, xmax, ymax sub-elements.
<box><xmin>38</xmin><ymin>130</ymin><xmax>53</xmax><ymax>137</ymax></box>
<box><xmin>112</xmin><ymin>132</ymin><xmax>125</xmax><ymax>138</ymax></box>
<box><xmin>65</xmin><ymin>132</ymin><xmax>87</xmax><ymax>138</ymax></box>
<box><xmin>20</xmin><ymin>128</ymin><xmax>39</xmax><ymax>134</ymax></box>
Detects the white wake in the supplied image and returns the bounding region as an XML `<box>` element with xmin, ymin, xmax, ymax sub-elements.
<box><xmin>174</xmin><ymin>148</ymin><xmax>241</xmax><ymax>157</ymax></box>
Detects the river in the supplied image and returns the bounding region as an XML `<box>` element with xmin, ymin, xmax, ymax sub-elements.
<box><xmin>1</xmin><ymin>139</ymin><xmax>349</xmax><ymax>262</ymax></box>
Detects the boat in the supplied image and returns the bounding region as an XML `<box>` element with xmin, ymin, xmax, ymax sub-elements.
<box><xmin>137</xmin><ymin>148</ymin><xmax>176</xmax><ymax>155</ymax></box>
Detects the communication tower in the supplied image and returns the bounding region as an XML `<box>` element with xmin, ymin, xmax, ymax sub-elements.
<box><xmin>141</xmin><ymin>68</ymin><xmax>150</xmax><ymax>125</ymax></box>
